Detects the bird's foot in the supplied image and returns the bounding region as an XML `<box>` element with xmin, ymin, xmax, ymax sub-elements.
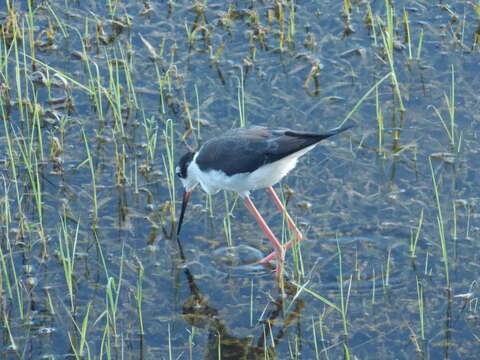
<box><xmin>255</xmin><ymin>239</ymin><xmax>295</xmax><ymax>265</ymax></box>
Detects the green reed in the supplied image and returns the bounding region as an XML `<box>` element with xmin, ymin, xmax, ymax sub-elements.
<box><xmin>429</xmin><ymin>158</ymin><xmax>450</xmax><ymax>288</ymax></box>
<box><xmin>81</xmin><ymin>128</ymin><xmax>99</xmax><ymax>223</ymax></box>
<box><xmin>59</xmin><ymin>214</ymin><xmax>80</xmax><ymax>312</ymax></box>
<box><xmin>162</xmin><ymin>118</ymin><xmax>177</xmax><ymax>229</ymax></box>
<box><xmin>410</xmin><ymin>208</ymin><xmax>424</xmax><ymax>258</ymax></box>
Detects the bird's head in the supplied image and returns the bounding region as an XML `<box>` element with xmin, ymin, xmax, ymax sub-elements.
<box><xmin>176</xmin><ymin>151</ymin><xmax>197</xmax><ymax>191</ymax></box>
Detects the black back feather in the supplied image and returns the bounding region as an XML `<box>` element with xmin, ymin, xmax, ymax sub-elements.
<box><xmin>195</xmin><ymin>125</ymin><xmax>352</xmax><ymax>176</ymax></box>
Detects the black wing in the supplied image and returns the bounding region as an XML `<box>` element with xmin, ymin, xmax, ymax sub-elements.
<box><xmin>195</xmin><ymin>125</ymin><xmax>352</xmax><ymax>176</ymax></box>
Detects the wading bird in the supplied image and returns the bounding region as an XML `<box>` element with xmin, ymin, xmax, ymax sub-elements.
<box><xmin>176</xmin><ymin>124</ymin><xmax>352</xmax><ymax>278</ymax></box>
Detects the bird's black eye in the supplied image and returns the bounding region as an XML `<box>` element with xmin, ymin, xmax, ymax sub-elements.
<box><xmin>175</xmin><ymin>166</ymin><xmax>182</xmax><ymax>178</ymax></box>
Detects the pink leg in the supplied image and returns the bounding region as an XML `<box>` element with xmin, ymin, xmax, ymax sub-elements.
<box><xmin>267</xmin><ymin>187</ymin><xmax>303</xmax><ymax>242</ymax></box>
<box><xmin>244</xmin><ymin>196</ymin><xmax>284</xmax><ymax>277</ymax></box>
<box><xmin>257</xmin><ymin>187</ymin><xmax>304</xmax><ymax>264</ymax></box>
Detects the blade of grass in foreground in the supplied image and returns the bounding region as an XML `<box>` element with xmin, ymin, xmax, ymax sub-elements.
<box><xmin>341</xmin><ymin>71</ymin><xmax>392</xmax><ymax>127</ymax></box>
<box><xmin>81</xmin><ymin>127</ymin><xmax>98</xmax><ymax>224</ymax></box>
<box><xmin>429</xmin><ymin>157</ymin><xmax>450</xmax><ymax>289</ymax></box>
<box><xmin>162</xmin><ymin>118</ymin><xmax>177</xmax><ymax>233</ymax></box>
<box><xmin>289</xmin><ymin>280</ymin><xmax>340</xmax><ymax>313</ymax></box>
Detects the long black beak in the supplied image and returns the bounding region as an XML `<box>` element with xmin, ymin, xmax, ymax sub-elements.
<box><xmin>177</xmin><ymin>190</ymin><xmax>192</xmax><ymax>235</ymax></box>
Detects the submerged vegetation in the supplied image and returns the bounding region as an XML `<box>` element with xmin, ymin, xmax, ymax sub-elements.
<box><xmin>0</xmin><ymin>0</ymin><xmax>479</xmax><ymax>358</ymax></box>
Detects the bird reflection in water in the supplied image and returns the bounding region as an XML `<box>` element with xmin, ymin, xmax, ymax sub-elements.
<box><xmin>176</xmin><ymin>236</ymin><xmax>304</xmax><ymax>359</ymax></box>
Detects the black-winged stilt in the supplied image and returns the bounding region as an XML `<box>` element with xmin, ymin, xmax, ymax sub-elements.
<box><xmin>176</xmin><ymin>124</ymin><xmax>352</xmax><ymax>277</ymax></box>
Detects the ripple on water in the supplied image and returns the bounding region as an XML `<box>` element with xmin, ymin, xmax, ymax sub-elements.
<box><xmin>313</xmin><ymin>229</ymin><xmax>413</xmax><ymax>296</ymax></box>
<box><xmin>206</xmin><ymin>245</ymin><xmax>273</xmax><ymax>277</ymax></box>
